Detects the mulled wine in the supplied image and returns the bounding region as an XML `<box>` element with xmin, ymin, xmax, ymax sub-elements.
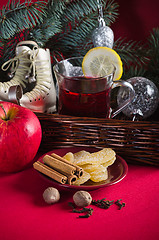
<box><xmin>53</xmin><ymin>57</ymin><xmax>134</xmax><ymax>119</ymax></box>
<box><xmin>59</xmin><ymin>86</ymin><xmax>111</xmax><ymax>118</ymax></box>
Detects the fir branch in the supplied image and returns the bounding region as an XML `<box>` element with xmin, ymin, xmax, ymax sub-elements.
<box><xmin>55</xmin><ymin>18</ymin><xmax>95</xmax><ymax>50</ymax></box>
<box><xmin>102</xmin><ymin>0</ymin><xmax>119</xmax><ymax>25</ymax></box>
<box><xmin>63</xmin><ymin>0</ymin><xmax>97</xmax><ymax>23</ymax></box>
<box><xmin>61</xmin><ymin>0</ymin><xmax>118</xmax><ymax>27</ymax></box>
<box><xmin>114</xmin><ymin>29</ymin><xmax>159</xmax><ymax>88</ymax></box>
<box><xmin>0</xmin><ymin>0</ymin><xmax>48</xmax><ymax>65</ymax></box>
<box><xmin>0</xmin><ymin>0</ymin><xmax>47</xmax><ymax>39</ymax></box>
<box><xmin>46</xmin><ymin>0</ymin><xmax>118</xmax><ymax>58</ymax></box>
<box><xmin>114</xmin><ymin>38</ymin><xmax>148</xmax><ymax>67</ymax></box>
<box><xmin>147</xmin><ymin>28</ymin><xmax>159</xmax><ymax>51</ymax></box>
<box><xmin>143</xmin><ymin>28</ymin><xmax>159</xmax><ymax>88</ymax></box>
<box><xmin>122</xmin><ymin>65</ymin><xmax>146</xmax><ymax>80</ymax></box>
<box><xmin>114</xmin><ymin>37</ymin><xmax>148</xmax><ymax>80</ymax></box>
<box><xmin>0</xmin><ymin>0</ymin><xmax>119</xmax><ymax>61</ymax></box>
<box><xmin>29</xmin><ymin>0</ymin><xmax>66</xmax><ymax>46</ymax></box>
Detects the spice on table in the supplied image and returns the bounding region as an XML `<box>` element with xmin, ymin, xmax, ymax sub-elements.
<box><xmin>68</xmin><ymin>197</ymin><xmax>126</xmax><ymax>218</ymax></box>
<box><xmin>68</xmin><ymin>202</ymin><xmax>76</xmax><ymax>209</ymax></box>
<box><xmin>73</xmin><ymin>190</ymin><xmax>92</xmax><ymax>207</ymax></box>
<box><xmin>43</xmin><ymin>187</ymin><xmax>60</xmax><ymax>204</ymax></box>
<box><xmin>115</xmin><ymin>199</ymin><xmax>126</xmax><ymax>210</ymax></box>
<box><xmin>68</xmin><ymin>202</ymin><xmax>93</xmax><ymax>218</ymax></box>
<box><xmin>92</xmin><ymin>198</ymin><xmax>114</xmax><ymax>209</ymax></box>
<box><xmin>77</xmin><ymin>208</ymin><xmax>93</xmax><ymax>218</ymax></box>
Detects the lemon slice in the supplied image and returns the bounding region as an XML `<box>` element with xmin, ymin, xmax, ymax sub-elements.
<box><xmin>82</xmin><ymin>47</ymin><xmax>123</xmax><ymax>80</ymax></box>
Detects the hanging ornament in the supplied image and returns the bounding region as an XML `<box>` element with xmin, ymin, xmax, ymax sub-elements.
<box><xmin>117</xmin><ymin>77</ymin><xmax>159</xmax><ymax>120</ymax></box>
<box><xmin>92</xmin><ymin>0</ymin><xmax>114</xmax><ymax>48</ymax></box>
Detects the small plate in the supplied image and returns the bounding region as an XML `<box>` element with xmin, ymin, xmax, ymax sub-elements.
<box><xmin>37</xmin><ymin>147</ymin><xmax>128</xmax><ymax>190</ymax></box>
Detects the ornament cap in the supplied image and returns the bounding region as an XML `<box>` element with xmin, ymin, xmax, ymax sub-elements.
<box><xmin>98</xmin><ymin>16</ymin><xmax>106</xmax><ymax>27</ymax></box>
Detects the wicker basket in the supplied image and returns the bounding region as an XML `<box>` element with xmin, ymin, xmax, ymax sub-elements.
<box><xmin>36</xmin><ymin>112</ymin><xmax>159</xmax><ymax>166</ymax></box>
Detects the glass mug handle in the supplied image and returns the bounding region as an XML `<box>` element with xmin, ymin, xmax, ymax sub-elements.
<box><xmin>110</xmin><ymin>80</ymin><xmax>135</xmax><ymax>118</ymax></box>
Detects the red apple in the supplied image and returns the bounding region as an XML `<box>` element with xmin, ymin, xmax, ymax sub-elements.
<box><xmin>0</xmin><ymin>101</ymin><xmax>42</xmax><ymax>173</ymax></box>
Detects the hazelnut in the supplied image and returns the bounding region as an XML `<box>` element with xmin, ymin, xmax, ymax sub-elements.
<box><xmin>43</xmin><ymin>187</ymin><xmax>60</xmax><ymax>204</ymax></box>
<box><xmin>73</xmin><ymin>190</ymin><xmax>92</xmax><ymax>207</ymax></box>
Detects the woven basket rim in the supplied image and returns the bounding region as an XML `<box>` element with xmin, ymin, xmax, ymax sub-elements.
<box><xmin>37</xmin><ymin>112</ymin><xmax>159</xmax><ymax>166</ymax></box>
<box><xmin>36</xmin><ymin>112</ymin><xmax>159</xmax><ymax>125</ymax></box>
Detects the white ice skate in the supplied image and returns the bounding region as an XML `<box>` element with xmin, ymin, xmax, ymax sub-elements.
<box><xmin>0</xmin><ymin>41</ymin><xmax>38</xmax><ymax>102</ymax></box>
<box><xmin>19</xmin><ymin>43</ymin><xmax>57</xmax><ymax>113</ymax></box>
<box><xmin>1</xmin><ymin>41</ymin><xmax>57</xmax><ymax>113</ymax></box>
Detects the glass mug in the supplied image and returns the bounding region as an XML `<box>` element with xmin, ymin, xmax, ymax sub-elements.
<box><xmin>53</xmin><ymin>57</ymin><xmax>134</xmax><ymax>118</ymax></box>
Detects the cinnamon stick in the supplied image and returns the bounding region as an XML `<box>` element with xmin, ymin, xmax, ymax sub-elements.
<box><xmin>67</xmin><ymin>175</ymin><xmax>77</xmax><ymax>185</ymax></box>
<box><xmin>51</xmin><ymin>153</ymin><xmax>83</xmax><ymax>178</ymax></box>
<box><xmin>33</xmin><ymin>161</ymin><xmax>67</xmax><ymax>184</ymax></box>
<box><xmin>43</xmin><ymin>154</ymin><xmax>76</xmax><ymax>176</ymax></box>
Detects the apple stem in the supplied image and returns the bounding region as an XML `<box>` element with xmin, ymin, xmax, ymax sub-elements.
<box><xmin>0</xmin><ymin>103</ymin><xmax>9</xmax><ymax>120</ymax></box>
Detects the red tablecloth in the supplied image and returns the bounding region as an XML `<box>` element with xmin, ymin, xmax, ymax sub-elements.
<box><xmin>0</xmin><ymin>156</ymin><xmax>159</xmax><ymax>240</ymax></box>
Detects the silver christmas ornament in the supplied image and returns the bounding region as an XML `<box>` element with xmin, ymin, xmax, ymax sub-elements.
<box><xmin>92</xmin><ymin>0</ymin><xmax>114</xmax><ymax>48</ymax></box>
<box><xmin>117</xmin><ymin>77</ymin><xmax>159</xmax><ymax>120</ymax></box>
<box><xmin>92</xmin><ymin>19</ymin><xmax>114</xmax><ymax>48</ymax></box>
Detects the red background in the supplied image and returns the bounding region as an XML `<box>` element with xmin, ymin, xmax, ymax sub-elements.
<box><xmin>112</xmin><ymin>0</ymin><xmax>159</xmax><ymax>41</ymax></box>
<box><xmin>0</xmin><ymin>0</ymin><xmax>159</xmax><ymax>42</ymax></box>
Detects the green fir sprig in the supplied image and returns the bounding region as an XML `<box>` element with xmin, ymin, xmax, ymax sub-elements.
<box><xmin>0</xmin><ymin>0</ymin><xmax>47</xmax><ymax>40</ymax></box>
<box><xmin>143</xmin><ymin>28</ymin><xmax>159</xmax><ymax>89</ymax></box>
<box><xmin>0</xmin><ymin>0</ymin><xmax>159</xmax><ymax>90</ymax></box>
<box><xmin>0</xmin><ymin>0</ymin><xmax>47</xmax><ymax>62</ymax></box>
<box><xmin>0</xmin><ymin>0</ymin><xmax>119</xmax><ymax>65</ymax></box>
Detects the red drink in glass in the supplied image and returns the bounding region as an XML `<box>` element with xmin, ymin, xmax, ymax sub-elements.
<box><xmin>53</xmin><ymin>57</ymin><xmax>134</xmax><ymax>119</ymax></box>
<box><xmin>59</xmin><ymin>86</ymin><xmax>111</xmax><ymax>118</ymax></box>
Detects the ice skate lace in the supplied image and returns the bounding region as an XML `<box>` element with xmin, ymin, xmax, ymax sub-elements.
<box><xmin>1</xmin><ymin>50</ymin><xmax>31</xmax><ymax>90</ymax></box>
<box><xmin>25</xmin><ymin>47</ymin><xmax>51</xmax><ymax>100</ymax></box>
<box><xmin>1</xmin><ymin>50</ymin><xmax>32</xmax><ymax>90</ymax></box>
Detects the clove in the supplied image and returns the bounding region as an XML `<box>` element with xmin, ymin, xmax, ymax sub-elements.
<box><xmin>115</xmin><ymin>199</ymin><xmax>126</xmax><ymax>210</ymax></box>
<box><xmin>92</xmin><ymin>198</ymin><xmax>114</xmax><ymax>209</ymax></box>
